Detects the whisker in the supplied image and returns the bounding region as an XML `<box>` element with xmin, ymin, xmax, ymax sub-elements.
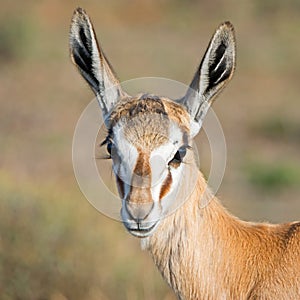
<box><xmin>95</xmin><ymin>154</ymin><xmax>111</xmax><ymax>160</ymax></box>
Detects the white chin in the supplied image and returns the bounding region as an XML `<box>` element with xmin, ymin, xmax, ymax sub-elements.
<box><xmin>124</xmin><ymin>221</ymin><xmax>160</xmax><ymax>238</ymax></box>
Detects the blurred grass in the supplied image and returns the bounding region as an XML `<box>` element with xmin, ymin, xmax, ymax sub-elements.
<box><xmin>0</xmin><ymin>17</ymin><xmax>33</xmax><ymax>62</ymax></box>
<box><xmin>245</xmin><ymin>161</ymin><xmax>300</xmax><ymax>191</ymax></box>
<box><xmin>0</xmin><ymin>172</ymin><xmax>102</xmax><ymax>299</ymax></box>
<box><xmin>0</xmin><ymin>172</ymin><xmax>172</xmax><ymax>300</ymax></box>
<box><xmin>251</xmin><ymin>116</ymin><xmax>300</xmax><ymax>142</ymax></box>
<box><xmin>1</xmin><ymin>0</ymin><xmax>300</xmax><ymax>299</ymax></box>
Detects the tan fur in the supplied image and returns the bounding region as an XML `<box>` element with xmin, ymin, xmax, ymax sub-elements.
<box><xmin>110</xmin><ymin>95</ymin><xmax>300</xmax><ymax>299</ymax></box>
<box><xmin>109</xmin><ymin>94</ymin><xmax>190</xmax><ymax>136</ymax></box>
<box><xmin>162</xmin><ymin>97</ymin><xmax>191</xmax><ymax>134</ymax></box>
<box><xmin>143</xmin><ymin>170</ymin><xmax>300</xmax><ymax>299</ymax></box>
<box><xmin>110</xmin><ymin>97</ymin><xmax>300</xmax><ymax>297</ymax></box>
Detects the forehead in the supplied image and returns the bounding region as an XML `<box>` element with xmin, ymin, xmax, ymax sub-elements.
<box><xmin>109</xmin><ymin>94</ymin><xmax>190</xmax><ymax>150</ymax></box>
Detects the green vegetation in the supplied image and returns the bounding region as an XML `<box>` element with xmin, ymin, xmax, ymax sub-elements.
<box><xmin>0</xmin><ymin>17</ymin><xmax>33</xmax><ymax>62</ymax></box>
<box><xmin>245</xmin><ymin>161</ymin><xmax>300</xmax><ymax>191</ymax></box>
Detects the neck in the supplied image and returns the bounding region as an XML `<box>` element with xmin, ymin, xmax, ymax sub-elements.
<box><xmin>141</xmin><ymin>171</ymin><xmax>266</xmax><ymax>299</ymax></box>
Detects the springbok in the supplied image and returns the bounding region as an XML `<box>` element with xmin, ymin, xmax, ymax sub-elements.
<box><xmin>69</xmin><ymin>7</ymin><xmax>300</xmax><ymax>299</ymax></box>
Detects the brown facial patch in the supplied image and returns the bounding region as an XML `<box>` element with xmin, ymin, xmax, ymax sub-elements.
<box><xmin>159</xmin><ymin>171</ymin><xmax>172</xmax><ymax>200</ymax></box>
<box><xmin>134</xmin><ymin>151</ymin><xmax>151</xmax><ymax>177</ymax></box>
<box><xmin>129</xmin><ymin>151</ymin><xmax>152</xmax><ymax>204</ymax></box>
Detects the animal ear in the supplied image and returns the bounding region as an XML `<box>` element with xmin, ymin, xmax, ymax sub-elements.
<box><xmin>180</xmin><ymin>22</ymin><xmax>236</xmax><ymax>136</ymax></box>
<box><xmin>69</xmin><ymin>7</ymin><xmax>126</xmax><ymax>122</ymax></box>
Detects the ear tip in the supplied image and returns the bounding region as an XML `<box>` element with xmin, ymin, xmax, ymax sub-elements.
<box><xmin>217</xmin><ymin>21</ymin><xmax>236</xmax><ymax>43</ymax></box>
<box><xmin>218</xmin><ymin>21</ymin><xmax>235</xmax><ymax>34</ymax></box>
<box><xmin>71</xmin><ymin>7</ymin><xmax>89</xmax><ymax>24</ymax></box>
<box><xmin>222</xmin><ymin>21</ymin><xmax>234</xmax><ymax>30</ymax></box>
<box><xmin>73</xmin><ymin>7</ymin><xmax>86</xmax><ymax>16</ymax></box>
<box><xmin>69</xmin><ymin>7</ymin><xmax>89</xmax><ymax>49</ymax></box>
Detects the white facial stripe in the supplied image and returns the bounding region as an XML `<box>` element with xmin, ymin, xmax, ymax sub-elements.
<box><xmin>149</xmin><ymin>121</ymin><xmax>185</xmax><ymax>202</ymax></box>
<box><xmin>112</xmin><ymin>119</ymin><xmax>187</xmax><ymax>208</ymax></box>
<box><xmin>151</xmin><ymin>121</ymin><xmax>185</xmax><ymax>163</ymax></box>
<box><xmin>161</xmin><ymin>165</ymin><xmax>184</xmax><ymax>215</ymax></box>
<box><xmin>150</xmin><ymin>144</ymin><xmax>172</xmax><ymax>202</ymax></box>
<box><xmin>169</xmin><ymin>121</ymin><xmax>185</xmax><ymax>146</ymax></box>
<box><xmin>190</xmin><ymin>119</ymin><xmax>201</xmax><ymax>138</ymax></box>
<box><xmin>113</xmin><ymin>122</ymin><xmax>138</xmax><ymax>192</ymax></box>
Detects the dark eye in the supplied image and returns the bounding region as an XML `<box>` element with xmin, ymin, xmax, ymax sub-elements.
<box><xmin>106</xmin><ymin>141</ymin><xmax>113</xmax><ymax>156</ymax></box>
<box><xmin>169</xmin><ymin>146</ymin><xmax>187</xmax><ymax>165</ymax></box>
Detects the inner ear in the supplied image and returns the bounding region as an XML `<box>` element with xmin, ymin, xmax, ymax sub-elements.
<box><xmin>207</xmin><ymin>41</ymin><xmax>228</xmax><ymax>90</ymax></box>
<box><xmin>69</xmin><ymin>7</ymin><xmax>128</xmax><ymax>123</ymax></box>
<box><xmin>190</xmin><ymin>119</ymin><xmax>201</xmax><ymax>138</ymax></box>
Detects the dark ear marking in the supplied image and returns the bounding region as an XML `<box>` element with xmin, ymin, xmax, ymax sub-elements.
<box><xmin>69</xmin><ymin>8</ymin><xmax>99</xmax><ymax>94</ymax></box>
<box><xmin>69</xmin><ymin>7</ymin><xmax>127</xmax><ymax>123</ymax></box>
<box><xmin>207</xmin><ymin>41</ymin><xmax>228</xmax><ymax>89</ymax></box>
<box><xmin>71</xmin><ymin>39</ymin><xmax>100</xmax><ymax>93</ymax></box>
<box><xmin>75</xmin><ymin>25</ymin><xmax>93</xmax><ymax>75</ymax></box>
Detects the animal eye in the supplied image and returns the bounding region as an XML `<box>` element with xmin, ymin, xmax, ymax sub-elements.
<box><xmin>100</xmin><ymin>137</ymin><xmax>115</xmax><ymax>160</ymax></box>
<box><xmin>169</xmin><ymin>146</ymin><xmax>187</xmax><ymax>165</ymax></box>
<box><xmin>106</xmin><ymin>141</ymin><xmax>113</xmax><ymax>156</ymax></box>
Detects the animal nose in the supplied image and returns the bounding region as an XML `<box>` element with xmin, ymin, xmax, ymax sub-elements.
<box><xmin>125</xmin><ymin>201</ymin><xmax>153</xmax><ymax>221</ymax></box>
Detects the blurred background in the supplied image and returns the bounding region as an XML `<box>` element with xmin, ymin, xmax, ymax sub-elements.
<box><xmin>1</xmin><ymin>0</ymin><xmax>300</xmax><ymax>299</ymax></box>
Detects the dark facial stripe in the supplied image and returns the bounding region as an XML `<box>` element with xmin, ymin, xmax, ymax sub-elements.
<box><xmin>159</xmin><ymin>171</ymin><xmax>172</xmax><ymax>200</ymax></box>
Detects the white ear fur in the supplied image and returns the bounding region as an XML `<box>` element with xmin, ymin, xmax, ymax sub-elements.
<box><xmin>69</xmin><ymin>7</ymin><xmax>126</xmax><ymax>123</ymax></box>
<box><xmin>180</xmin><ymin>22</ymin><xmax>236</xmax><ymax>136</ymax></box>
<box><xmin>190</xmin><ymin>120</ymin><xmax>201</xmax><ymax>138</ymax></box>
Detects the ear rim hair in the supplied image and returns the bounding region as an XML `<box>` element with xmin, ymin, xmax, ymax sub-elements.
<box><xmin>69</xmin><ymin>7</ymin><xmax>127</xmax><ymax>123</ymax></box>
<box><xmin>179</xmin><ymin>21</ymin><xmax>236</xmax><ymax>134</ymax></box>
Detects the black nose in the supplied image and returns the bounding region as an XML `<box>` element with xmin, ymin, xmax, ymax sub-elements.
<box><xmin>125</xmin><ymin>201</ymin><xmax>153</xmax><ymax>221</ymax></box>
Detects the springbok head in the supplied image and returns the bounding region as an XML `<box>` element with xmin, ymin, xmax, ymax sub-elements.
<box><xmin>69</xmin><ymin>8</ymin><xmax>236</xmax><ymax>237</ymax></box>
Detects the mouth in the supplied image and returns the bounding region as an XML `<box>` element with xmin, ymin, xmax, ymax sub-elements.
<box><xmin>124</xmin><ymin>221</ymin><xmax>159</xmax><ymax>238</ymax></box>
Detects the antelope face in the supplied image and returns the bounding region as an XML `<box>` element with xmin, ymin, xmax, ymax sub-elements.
<box><xmin>69</xmin><ymin>8</ymin><xmax>235</xmax><ymax>237</ymax></box>
<box><xmin>105</xmin><ymin>96</ymin><xmax>193</xmax><ymax>237</ymax></box>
